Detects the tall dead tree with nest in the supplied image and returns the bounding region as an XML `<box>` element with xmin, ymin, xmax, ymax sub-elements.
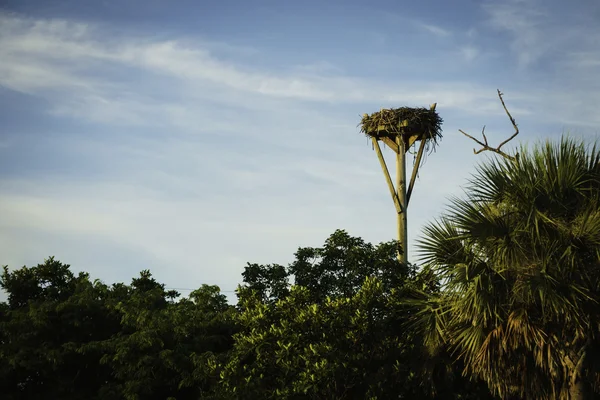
<box><xmin>359</xmin><ymin>104</ymin><xmax>443</xmax><ymax>264</ymax></box>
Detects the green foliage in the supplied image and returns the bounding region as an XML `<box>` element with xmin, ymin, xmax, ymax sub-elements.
<box><xmin>219</xmin><ymin>277</ymin><xmax>426</xmax><ymax>399</ymax></box>
<box><xmin>0</xmin><ymin>258</ymin><xmax>236</xmax><ymax>399</ymax></box>
<box><xmin>239</xmin><ymin>230</ymin><xmax>413</xmax><ymax>305</ymax></box>
<box><xmin>0</xmin><ymin>258</ymin><xmax>116</xmax><ymax>399</ymax></box>
<box><xmin>221</xmin><ymin>231</ymin><xmax>493</xmax><ymax>399</ymax></box>
<box><xmin>290</xmin><ymin>230</ymin><xmax>413</xmax><ymax>302</ymax></box>
<box><xmin>241</xmin><ymin>263</ymin><xmax>289</xmax><ymax>304</ymax></box>
<box><xmin>416</xmin><ymin>137</ymin><xmax>600</xmax><ymax>399</ymax></box>
<box><xmin>0</xmin><ymin>231</ymin><xmax>493</xmax><ymax>399</ymax></box>
<box><xmin>14</xmin><ymin>135</ymin><xmax>600</xmax><ymax>400</ymax></box>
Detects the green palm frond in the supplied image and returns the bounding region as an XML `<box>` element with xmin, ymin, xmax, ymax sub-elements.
<box><xmin>416</xmin><ymin>136</ymin><xmax>600</xmax><ymax>398</ymax></box>
<box><xmin>416</xmin><ymin>217</ymin><xmax>472</xmax><ymax>269</ymax></box>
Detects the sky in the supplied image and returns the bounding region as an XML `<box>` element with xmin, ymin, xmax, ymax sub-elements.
<box><xmin>1</xmin><ymin>0</ymin><xmax>599</xmax><ymax>301</ymax></box>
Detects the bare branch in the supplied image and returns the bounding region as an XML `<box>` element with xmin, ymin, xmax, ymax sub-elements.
<box><xmin>459</xmin><ymin>89</ymin><xmax>520</xmax><ymax>162</ymax></box>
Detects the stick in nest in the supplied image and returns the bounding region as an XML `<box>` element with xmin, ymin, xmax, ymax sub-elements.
<box><xmin>459</xmin><ymin>89</ymin><xmax>520</xmax><ymax>163</ymax></box>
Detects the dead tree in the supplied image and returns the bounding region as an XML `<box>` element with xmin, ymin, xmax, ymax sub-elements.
<box><xmin>459</xmin><ymin>89</ymin><xmax>520</xmax><ymax>163</ymax></box>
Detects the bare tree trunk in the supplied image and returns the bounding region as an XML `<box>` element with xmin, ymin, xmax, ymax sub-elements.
<box><xmin>568</xmin><ymin>376</ymin><xmax>589</xmax><ymax>400</ymax></box>
<box><xmin>396</xmin><ymin>135</ymin><xmax>407</xmax><ymax>265</ymax></box>
<box><xmin>566</xmin><ymin>343</ymin><xmax>590</xmax><ymax>400</ymax></box>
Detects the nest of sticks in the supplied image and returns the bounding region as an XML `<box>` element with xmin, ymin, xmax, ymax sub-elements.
<box><xmin>359</xmin><ymin>107</ymin><xmax>443</xmax><ymax>150</ymax></box>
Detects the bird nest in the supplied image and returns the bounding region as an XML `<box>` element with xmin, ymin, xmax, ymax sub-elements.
<box><xmin>359</xmin><ymin>107</ymin><xmax>443</xmax><ymax>150</ymax></box>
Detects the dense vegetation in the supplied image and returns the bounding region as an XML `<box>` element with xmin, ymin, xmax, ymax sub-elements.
<box><xmin>1</xmin><ymin>137</ymin><xmax>599</xmax><ymax>399</ymax></box>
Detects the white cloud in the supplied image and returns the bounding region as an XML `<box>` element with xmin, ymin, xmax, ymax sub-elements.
<box><xmin>564</xmin><ymin>52</ymin><xmax>600</xmax><ymax>69</ymax></box>
<box><xmin>482</xmin><ymin>0</ymin><xmax>600</xmax><ymax>71</ymax></box>
<box><xmin>0</xmin><ymin>12</ymin><xmax>521</xmax><ymax>116</ymax></box>
<box><xmin>417</xmin><ymin>22</ymin><xmax>452</xmax><ymax>37</ymax></box>
<box><xmin>477</xmin><ymin>0</ymin><xmax>600</xmax><ymax>128</ymax></box>
<box><xmin>0</xmin><ymin>8</ymin><xmax>599</xmax><ymax>298</ymax></box>
<box><xmin>482</xmin><ymin>0</ymin><xmax>550</xmax><ymax>67</ymax></box>
<box><xmin>461</xmin><ymin>46</ymin><xmax>479</xmax><ymax>62</ymax></box>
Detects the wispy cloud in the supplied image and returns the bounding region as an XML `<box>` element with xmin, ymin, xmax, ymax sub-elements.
<box><xmin>466</xmin><ymin>28</ymin><xmax>478</xmax><ymax>38</ymax></box>
<box><xmin>416</xmin><ymin>22</ymin><xmax>452</xmax><ymax>37</ymax></box>
<box><xmin>0</xmin><ymin>12</ymin><xmax>485</xmax><ymax>295</ymax></box>
<box><xmin>0</xmin><ymin>12</ymin><xmax>514</xmax><ymax>116</ymax></box>
<box><xmin>0</xmin><ymin>5</ymin><xmax>599</xmax><ymax>298</ymax></box>
<box><xmin>477</xmin><ymin>0</ymin><xmax>600</xmax><ymax>128</ymax></box>
<box><xmin>482</xmin><ymin>0</ymin><xmax>599</xmax><ymax>69</ymax></box>
<box><xmin>483</xmin><ymin>0</ymin><xmax>549</xmax><ymax>67</ymax></box>
<box><xmin>565</xmin><ymin>52</ymin><xmax>600</xmax><ymax>69</ymax></box>
<box><xmin>461</xmin><ymin>46</ymin><xmax>479</xmax><ymax>62</ymax></box>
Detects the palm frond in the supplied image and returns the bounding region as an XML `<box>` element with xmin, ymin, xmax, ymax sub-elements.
<box><xmin>415</xmin><ymin>136</ymin><xmax>600</xmax><ymax>398</ymax></box>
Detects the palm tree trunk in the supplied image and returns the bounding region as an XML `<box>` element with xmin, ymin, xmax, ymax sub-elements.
<box><xmin>566</xmin><ymin>344</ymin><xmax>590</xmax><ymax>400</ymax></box>
<box><xmin>568</xmin><ymin>377</ymin><xmax>589</xmax><ymax>400</ymax></box>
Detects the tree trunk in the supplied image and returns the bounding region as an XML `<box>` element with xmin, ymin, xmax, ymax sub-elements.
<box><xmin>567</xmin><ymin>345</ymin><xmax>590</xmax><ymax>400</ymax></box>
<box><xmin>568</xmin><ymin>376</ymin><xmax>589</xmax><ymax>400</ymax></box>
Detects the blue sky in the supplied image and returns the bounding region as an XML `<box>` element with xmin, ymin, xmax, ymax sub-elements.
<box><xmin>1</xmin><ymin>0</ymin><xmax>599</xmax><ymax>300</ymax></box>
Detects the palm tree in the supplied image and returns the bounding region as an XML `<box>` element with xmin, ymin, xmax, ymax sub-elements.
<box><xmin>415</xmin><ymin>137</ymin><xmax>600</xmax><ymax>399</ymax></box>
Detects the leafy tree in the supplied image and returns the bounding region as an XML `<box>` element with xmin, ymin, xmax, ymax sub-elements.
<box><xmin>290</xmin><ymin>230</ymin><xmax>411</xmax><ymax>302</ymax></box>
<box><xmin>83</xmin><ymin>275</ymin><xmax>236</xmax><ymax>399</ymax></box>
<box><xmin>0</xmin><ymin>258</ymin><xmax>236</xmax><ymax>400</ymax></box>
<box><xmin>219</xmin><ymin>277</ymin><xmax>428</xmax><ymax>399</ymax></box>
<box><xmin>241</xmin><ymin>263</ymin><xmax>289</xmax><ymax>304</ymax></box>
<box><xmin>239</xmin><ymin>230</ymin><xmax>413</xmax><ymax>305</ymax></box>
<box><xmin>0</xmin><ymin>257</ymin><xmax>119</xmax><ymax>399</ymax></box>
<box><xmin>222</xmin><ymin>232</ymin><xmax>494</xmax><ymax>399</ymax></box>
<box><xmin>416</xmin><ymin>138</ymin><xmax>600</xmax><ymax>399</ymax></box>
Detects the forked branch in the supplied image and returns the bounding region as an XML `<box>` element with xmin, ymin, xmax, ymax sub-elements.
<box><xmin>459</xmin><ymin>89</ymin><xmax>520</xmax><ymax>162</ymax></box>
